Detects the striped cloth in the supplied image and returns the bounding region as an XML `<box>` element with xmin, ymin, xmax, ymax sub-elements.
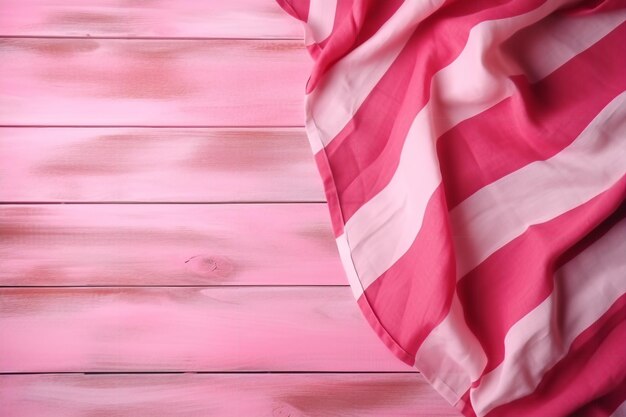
<box><xmin>276</xmin><ymin>1</ymin><xmax>626</xmax><ymax>416</ymax></box>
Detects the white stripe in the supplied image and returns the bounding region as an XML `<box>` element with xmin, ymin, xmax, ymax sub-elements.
<box><xmin>309</xmin><ymin>2</ymin><xmax>626</xmax><ymax>410</ymax></box>
<box><xmin>305</xmin><ymin>3</ymin><xmax>624</xmax><ymax>153</ymax></box>
<box><xmin>305</xmin><ymin>0</ymin><xmax>337</xmax><ymax>46</ymax></box>
<box><xmin>343</xmin><ymin>0</ymin><xmax>620</xmax><ymax>291</ymax></box>
<box><xmin>451</xmin><ymin>92</ymin><xmax>626</xmax><ymax>280</ymax></box>
<box><xmin>417</xmin><ymin>91</ymin><xmax>625</xmax><ymax>404</ymax></box>
<box><xmin>506</xmin><ymin>8</ymin><xmax>626</xmax><ymax>83</ymax></box>
<box><xmin>414</xmin><ymin>293</ymin><xmax>487</xmax><ymax>405</ymax></box>
<box><xmin>305</xmin><ymin>0</ymin><xmax>446</xmax><ymax>153</ymax></box>
<box><xmin>336</xmin><ymin>234</ymin><xmax>364</xmax><ymax>300</ymax></box>
<box><xmin>472</xmin><ymin>216</ymin><xmax>626</xmax><ymax>416</ymax></box>
<box><xmin>414</xmin><ymin>55</ymin><xmax>625</xmax><ymax>409</ymax></box>
<box><xmin>345</xmin><ymin>105</ymin><xmax>442</xmax><ymax>286</ymax></box>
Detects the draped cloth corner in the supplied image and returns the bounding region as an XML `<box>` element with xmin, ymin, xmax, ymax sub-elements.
<box><xmin>276</xmin><ymin>1</ymin><xmax>626</xmax><ymax>416</ymax></box>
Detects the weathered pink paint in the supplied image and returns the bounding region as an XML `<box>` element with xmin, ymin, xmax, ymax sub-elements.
<box><xmin>0</xmin><ymin>287</ymin><xmax>414</xmax><ymax>372</ymax></box>
<box><xmin>0</xmin><ymin>0</ymin><xmax>303</xmax><ymax>39</ymax></box>
<box><xmin>0</xmin><ymin>127</ymin><xmax>324</xmax><ymax>202</ymax></box>
<box><xmin>0</xmin><ymin>374</ymin><xmax>462</xmax><ymax>417</ymax></box>
<box><xmin>0</xmin><ymin>203</ymin><xmax>344</xmax><ymax>286</ymax></box>
<box><xmin>0</xmin><ymin>38</ymin><xmax>308</xmax><ymax>126</ymax></box>
<box><xmin>0</xmin><ymin>3</ymin><xmax>459</xmax><ymax>415</ymax></box>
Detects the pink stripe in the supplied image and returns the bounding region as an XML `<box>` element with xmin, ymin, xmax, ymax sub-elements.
<box><xmin>315</xmin><ymin>0</ymin><xmax>578</xmax><ymax>236</ymax></box>
<box><xmin>449</xmin><ymin>92</ymin><xmax>626</xmax><ymax>282</ymax></box>
<box><xmin>304</xmin><ymin>0</ymin><xmax>447</xmax><ymax>149</ymax></box>
<box><xmin>288</xmin><ymin>1</ymin><xmax>626</xmax><ymax>414</ymax></box>
<box><xmin>438</xmin><ymin>23</ymin><xmax>626</xmax><ymax>209</ymax></box>
<box><xmin>571</xmin><ymin>383</ymin><xmax>626</xmax><ymax>417</ymax></box>
<box><xmin>358</xmin><ymin>186</ymin><xmax>455</xmax><ymax>360</ymax></box>
<box><xmin>315</xmin><ymin>149</ymin><xmax>345</xmax><ymax>237</ymax></box>
<box><xmin>458</xmin><ymin>176</ymin><xmax>626</xmax><ymax>378</ymax></box>
<box><xmin>408</xmin><ymin>174</ymin><xmax>626</xmax><ymax>408</ymax></box>
<box><xmin>469</xmin><ymin>195</ymin><xmax>626</xmax><ymax>415</ymax></box>
<box><xmin>311</xmin><ymin>0</ymin><xmax>353</xmax><ymax>53</ymax></box>
<box><xmin>319</xmin><ymin>0</ymin><xmax>556</xmax><ymax>223</ymax></box>
<box><xmin>485</xmin><ymin>295</ymin><xmax>626</xmax><ymax>417</ymax></box>
<box><xmin>351</xmin><ymin>0</ymin><xmax>404</xmax><ymax>50</ymax></box>
<box><xmin>612</xmin><ymin>402</ymin><xmax>626</xmax><ymax>417</ymax></box>
<box><xmin>275</xmin><ymin>0</ymin><xmax>309</xmax><ymax>22</ymax></box>
<box><xmin>561</xmin><ymin>0</ymin><xmax>626</xmax><ymax>15</ymax></box>
<box><xmin>315</xmin><ymin>0</ymin><xmax>404</xmax><ymax>51</ymax></box>
<box><xmin>323</xmin><ymin>0</ymin><xmax>623</xmax><ymax>237</ymax></box>
<box><xmin>305</xmin><ymin>0</ymin><xmax>411</xmax><ymax>94</ymax></box>
<box><xmin>458</xmin><ymin>391</ymin><xmax>477</xmax><ymax>417</ymax></box>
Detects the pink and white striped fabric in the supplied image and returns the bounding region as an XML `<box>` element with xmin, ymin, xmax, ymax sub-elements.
<box><xmin>277</xmin><ymin>0</ymin><xmax>626</xmax><ymax>416</ymax></box>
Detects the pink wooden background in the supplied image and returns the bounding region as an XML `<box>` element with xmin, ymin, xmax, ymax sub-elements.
<box><xmin>0</xmin><ymin>1</ymin><xmax>462</xmax><ymax>415</ymax></box>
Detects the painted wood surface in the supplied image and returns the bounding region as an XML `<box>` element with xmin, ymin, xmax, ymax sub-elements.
<box><xmin>0</xmin><ymin>0</ymin><xmax>303</xmax><ymax>39</ymax></box>
<box><xmin>0</xmin><ymin>203</ymin><xmax>344</xmax><ymax>286</ymax></box>
<box><xmin>0</xmin><ymin>287</ymin><xmax>414</xmax><ymax>373</ymax></box>
<box><xmin>0</xmin><ymin>127</ymin><xmax>323</xmax><ymax>202</ymax></box>
<box><xmin>0</xmin><ymin>38</ymin><xmax>308</xmax><ymax>126</ymax></box>
<box><xmin>0</xmin><ymin>374</ymin><xmax>462</xmax><ymax>417</ymax></box>
<box><xmin>0</xmin><ymin>3</ymin><xmax>462</xmax><ymax>416</ymax></box>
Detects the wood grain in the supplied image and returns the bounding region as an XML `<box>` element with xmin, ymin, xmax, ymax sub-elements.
<box><xmin>0</xmin><ymin>127</ymin><xmax>324</xmax><ymax>202</ymax></box>
<box><xmin>0</xmin><ymin>38</ymin><xmax>308</xmax><ymax>126</ymax></box>
<box><xmin>0</xmin><ymin>3</ymin><xmax>459</xmax><ymax>416</ymax></box>
<box><xmin>0</xmin><ymin>0</ymin><xmax>303</xmax><ymax>39</ymax></box>
<box><xmin>0</xmin><ymin>286</ymin><xmax>414</xmax><ymax>373</ymax></box>
<box><xmin>0</xmin><ymin>373</ymin><xmax>462</xmax><ymax>417</ymax></box>
<box><xmin>0</xmin><ymin>203</ymin><xmax>344</xmax><ymax>286</ymax></box>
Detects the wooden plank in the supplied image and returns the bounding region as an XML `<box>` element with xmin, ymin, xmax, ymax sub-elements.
<box><xmin>0</xmin><ymin>204</ymin><xmax>344</xmax><ymax>286</ymax></box>
<box><xmin>0</xmin><ymin>38</ymin><xmax>308</xmax><ymax>126</ymax></box>
<box><xmin>0</xmin><ymin>0</ymin><xmax>303</xmax><ymax>39</ymax></box>
<box><xmin>0</xmin><ymin>127</ymin><xmax>324</xmax><ymax>202</ymax></box>
<box><xmin>0</xmin><ymin>373</ymin><xmax>462</xmax><ymax>417</ymax></box>
<box><xmin>0</xmin><ymin>287</ymin><xmax>414</xmax><ymax>373</ymax></box>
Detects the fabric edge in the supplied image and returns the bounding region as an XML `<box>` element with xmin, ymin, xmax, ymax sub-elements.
<box><xmin>303</xmin><ymin>94</ymin><xmax>415</xmax><ymax>368</ymax></box>
<box><xmin>303</xmin><ymin>92</ymin><xmax>470</xmax><ymax>415</ymax></box>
